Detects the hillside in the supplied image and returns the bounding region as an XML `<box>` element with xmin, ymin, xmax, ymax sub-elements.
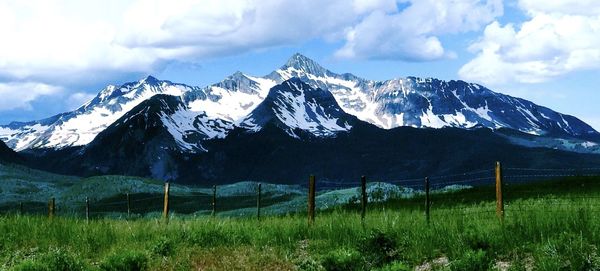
<box><xmin>0</xmin><ymin>140</ymin><xmax>21</xmax><ymax>164</ymax></box>
<box><xmin>19</xmin><ymin>116</ymin><xmax>600</xmax><ymax>185</ymax></box>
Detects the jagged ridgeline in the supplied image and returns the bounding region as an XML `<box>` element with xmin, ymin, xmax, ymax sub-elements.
<box><xmin>1</xmin><ymin>54</ymin><xmax>599</xmax><ymax>183</ymax></box>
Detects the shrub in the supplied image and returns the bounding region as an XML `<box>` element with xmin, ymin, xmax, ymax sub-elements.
<box><xmin>295</xmin><ymin>256</ymin><xmax>324</xmax><ymax>271</ymax></box>
<box><xmin>44</xmin><ymin>249</ymin><xmax>86</xmax><ymax>271</ymax></box>
<box><xmin>462</xmin><ymin>227</ymin><xmax>491</xmax><ymax>251</ymax></box>
<box><xmin>451</xmin><ymin>250</ymin><xmax>492</xmax><ymax>271</ymax></box>
<box><xmin>150</xmin><ymin>238</ymin><xmax>174</xmax><ymax>257</ymax></box>
<box><xmin>100</xmin><ymin>250</ymin><xmax>148</xmax><ymax>271</ymax></box>
<box><xmin>373</xmin><ymin>261</ymin><xmax>412</xmax><ymax>271</ymax></box>
<box><xmin>534</xmin><ymin>232</ymin><xmax>600</xmax><ymax>271</ymax></box>
<box><xmin>321</xmin><ymin>248</ymin><xmax>362</xmax><ymax>271</ymax></box>
<box><xmin>507</xmin><ymin>259</ymin><xmax>528</xmax><ymax>271</ymax></box>
<box><xmin>12</xmin><ymin>260</ymin><xmax>46</xmax><ymax>271</ymax></box>
<box><xmin>13</xmin><ymin>248</ymin><xmax>86</xmax><ymax>271</ymax></box>
<box><xmin>359</xmin><ymin>230</ymin><xmax>399</xmax><ymax>269</ymax></box>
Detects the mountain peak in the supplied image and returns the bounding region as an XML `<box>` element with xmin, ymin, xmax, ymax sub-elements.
<box><xmin>229</xmin><ymin>71</ymin><xmax>247</xmax><ymax>80</ymax></box>
<box><xmin>282</xmin><ymin>53</ymin><xmax>328</xmax><ymax>76</ymax></box>
<box><xmin>141</xmin><ymin>75</ymin><xmax>160</xmax><ymax>85</ymax></box>
<box><xmin>286</xmin><ymin>53</ymin><xmax>313</xmax><ymax>64</ymax></box>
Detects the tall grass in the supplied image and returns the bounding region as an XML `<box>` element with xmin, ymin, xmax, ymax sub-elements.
<box><xmin>2</xmin><ymin>177</ymin><xmax>600</xmax><ymax>270</ymax></box>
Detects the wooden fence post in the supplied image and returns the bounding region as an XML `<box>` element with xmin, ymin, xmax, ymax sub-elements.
<box><xmin>425</xmin><ymin>177</ymin><xmax>430</xmax><ymax>224</ymax></box>
<box><xmin>495</xmin><ymin>161</ymin><xmax>504</xmax><ymax>220</ymax></box>
<box><xmin>126</xmin><ymin>193</ymin><xmax>131</xmax><ymax>218</ymax></box>
<box><xmin>163</xmin><ymin>182</ymin><xmax>170</xmax><ymax>220</ymax></box>
<box><xmin>308</xmin><ymin>175</ymin><xmax>316</xmax><ymax>225</ymax></box>
<box><xmin>257</xmin><ymin>183</ymin><xmax>262</xmax><ymax>221</ymax></box>
<box><xmin>361</xmin><ymin>176</ymin><xmax>367</xmax><ymax>222</ymax></box>
<box><xmin>85</xmin><ymin>197</ymin><xmax>90</xmax><ymax>223</ymax></box>
<box><xmin>211</xmin><ymin>185</ymin><xmax>216</xmax><ymax>217</ymax></box>
<box><xmin>48</xmin><ymin>197</ymin><xmax>55</xmax><ymax>219</ymax></box>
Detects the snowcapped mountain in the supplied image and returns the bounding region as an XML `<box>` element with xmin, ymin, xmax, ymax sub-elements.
<box><xmin>241</xmin><ymin>78</ymin><xmax>354</xmax><ymax>138</ymax></box>
<box><xmin>268</xmin><ymin>54</ymin><xmax>597</xmax><ymax>137</ymax></box>
<box><xmin>0</xmin><ymin>76</ymin><xmax>194</xmax><ymax>151</ymax></box>
<box><xmin>0</xmin><ymin>53</ymin><xmax>598</xmax><ymax>154</ymax></box>
<box><xmin>0</xmin><ymin>73</ymin><xmax>275</xmax><ymax>152</ymax></box>
<box><xmin>185</xmin><ymin>71</ymin><xmax>276</xmax><ymax>124</ymax></box>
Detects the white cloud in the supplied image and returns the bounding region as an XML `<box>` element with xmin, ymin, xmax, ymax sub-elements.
<box><xmin>335</xmin><ymin>0</ymin><xmax>503</xmax><ymax>61</ymax></box>
<box><xmin>0</xmin><ymin>0</ymin><xmax>504</xmax><ymax>113</ymax></box>
<box><xmin>0</xmin><ymin>0</ymin><xmax>390</xmax><ymax>113</ymax></box>
<box><xmin>0</xmin><ymin>0</ymin><xmax>502</xmax><ymax>83</ymax></box>
<box><xmin>352</xmin><ymin>0</ymin><xmax>397</xmax><ymax>14</ymax></box>
<box><xmin>0</xmin><ymin>0</ymin><xmax>165</xmax><ymax>81</ymax></box>
<box><xmin>518</xmin><ymin>0</ymin><xmax>600</xmax><ymax>16</ymax></box>
<box><xmin>0</xmin><ymin>0</ymin><xmax>387</xmax><ymax>83</ymax></box>
<box><xmin>115</xmin><ymin>0</ymin><xmax>401</xmax><ymax>56</ymax></box>
<box><xmin>459</xmin><ymin>0</ymin><xmax>600</xmax><ymax>85</ymax></box>
<box><xmin>0</xmin><ymin>82</ymin><xmax>63</xmax><ymax>110</ymax></box>
<box><xmin>335</xmin><ymin>10</ymin><xmax>448</xmax><ymax>61</ymax></box>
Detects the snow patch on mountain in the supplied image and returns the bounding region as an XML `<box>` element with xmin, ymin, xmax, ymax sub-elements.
<box><xmin>268</xmin><ymin>55</ymin><xmax>597</xmax><ymax>139</ymax></box>
<box><xmin>188</xmin><ymin>74</ymin><xmax>276</xmax><ymax>123</ymax></box>
<box><xmin>242</xmin><ymin>79</ymin><xmax>353</xmax><ymax>138</ymax></box>
<box><xmin>0</xmin><ymin>124</ymin><xmax>49</xmax><ymax>151</ymax></box>
<box><xmin>44</xmin><ymin>81</ymin><xmax>188</xmax><ymax>149</ymax></box>
<box><xmin>271</xmin><ymin>84</ymin><xmax>351</xmax><ymax>137</ymax></box>
<box><xmin>0</xmin><ymin>77</ymin><xmax>194</xmax><ymax>151</ymax></box>
<box><xmin>160</xmin><ymin>104</ymin><xmax>234</xmax><ymax>152</ymax></box>
<box><xmin>582</xmin><ymin>141</ymin><xmax>598</xmax><ymax>148</ymax></box>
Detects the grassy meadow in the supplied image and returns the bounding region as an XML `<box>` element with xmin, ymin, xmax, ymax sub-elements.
<box><xmin>1</xmin><ymin>177</ymin><xmax>600</xmax><ymax>270</ymax></box>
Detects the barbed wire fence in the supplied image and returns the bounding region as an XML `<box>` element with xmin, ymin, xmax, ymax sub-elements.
<box><xmin>2</xmin><ymin>162</ymin><xmax>600</xmax><ymax>223</ymax></box>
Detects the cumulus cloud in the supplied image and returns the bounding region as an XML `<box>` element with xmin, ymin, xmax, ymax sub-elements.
<box><xmin>0</xmin><ymin>0</ymin><xmax>501</xmax><ymax>82</ymax></box>
<box><xmin>0</xmin><ymin>0</ymin><xmax>179</xmax><ymax>82</ymax></box>
<box><xmin>0</xmin><ymin>82</ymin><xmax>63</xmax><ymax>111</ymax></box>
<box><xmin>0</xmin><ymin>0</ymin><xmax>503</xmax><ymax>112</ymax></box>
<box><xmin>518</xmin><ymin>0</ymin><xmax>600</xmax><ymax>16</ymax></box>
<box><xmin>0</xmin><ymin>0</ymin><xmax>397</xmax><ymax>84</ymax></box>
<box><xmin>336</xmin><ymin>0</ymin><xmax>503</xmax><ymax>61</ymax></box>
<box><xmin>459</xmin><ymin>0</ymin><xmax>600</xmax><ymax>85</ymax></box>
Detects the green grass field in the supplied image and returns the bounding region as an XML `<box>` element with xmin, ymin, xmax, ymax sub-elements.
<box><xmin>2</xmin><ymin>177</ymin><xmax>600</xmax><ymax>270</ymax></box>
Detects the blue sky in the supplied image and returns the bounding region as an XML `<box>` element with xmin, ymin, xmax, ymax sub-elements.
<box><xmin>1</xmin><ymin>0</ymin><xmax>599</xmax><ymax>130</ymax></box>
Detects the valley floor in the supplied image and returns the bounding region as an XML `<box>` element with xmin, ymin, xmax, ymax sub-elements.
<box><xmin>2</xmin><ymin>177</ymin><xmax>600</xmax><ymax>270</ymax></box>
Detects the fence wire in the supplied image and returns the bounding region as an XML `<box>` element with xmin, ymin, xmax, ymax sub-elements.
<box><xmin>2</xmin><ymin>165</ymin><xmax>600</xmax><ymax>220</ymax></box>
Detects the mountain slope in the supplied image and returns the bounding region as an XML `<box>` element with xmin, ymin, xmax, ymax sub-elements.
<box><xmin>74</xmin><ymin>94</ymin><xmax>202</xmax><ymax>179</ymax></box>
<box><xmin>268</xmin><ymin>54</ymin><xmax>597</xmax><ymax>138</ymax></box>
<box><xmin>0</xmin><ymin>73</ymin><xmax>275</xmax><ymax>152</ymax></box>
<box><xmin>183</xmin><ymin>124</ymin><xmax>600</xmax><ymax>185</ymax></box>
<box><xmin>0</xmin><ymin>76</ymin><xmax>194</xmax><ymax>151</ymax></box>
<box><xmin>0</xmin><ymin>140</ymin><xmax>21</xmax><ymax>164</ymax></box>
<box><xmin>241</xmin><ymin>78</ymin><xmax>355</xmax><ymax>138</ymax></box>
<box><xmin>26</xmin><ymin>119</ymin><xmax>600</xmax><ymax>184</ymax></box>
<box><xmin>185</xmin><ymin>71</ymin><xmax>276</xmax><ymax>124</ymax></box>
